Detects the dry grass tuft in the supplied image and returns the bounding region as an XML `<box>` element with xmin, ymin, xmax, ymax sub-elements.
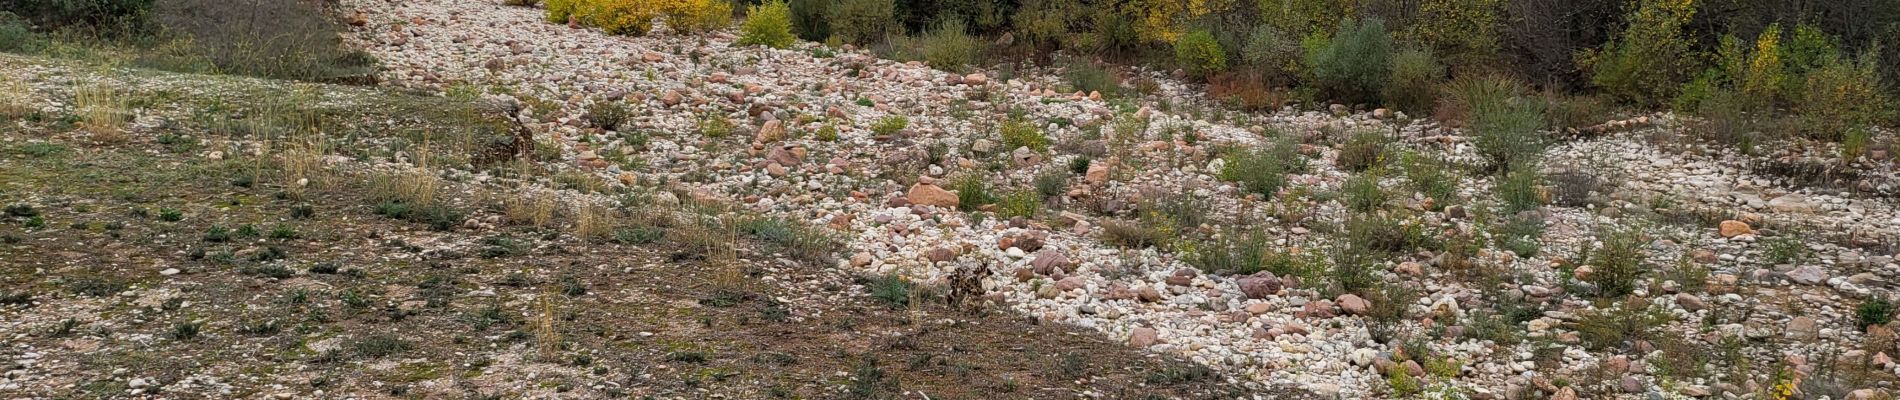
<box><xmin>505</xmin><ymin>188</ymin><xmax>559</xmax><ymax>228</ymax></box>
<box><xmin>572</xmin><ymin>200</ymin><xmax>616</xmax><ymax>240</ymax></box>
<box><xmin>73</xmin><ymin>84</ymin><xmax>129</xmax><ymax>142</ymax></box>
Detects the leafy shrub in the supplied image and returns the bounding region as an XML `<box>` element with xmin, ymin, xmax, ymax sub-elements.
<box><xmin>1336</xmin><ymin>129</ymin><xmax>1391</xmax><ymax>172</ymax></box>
<box><xmin>1796</xmin><ymin>51</ymin><xmax>1888</xmax><ymax>141</ymax></box>
<box><xmin>921</xmin><ymin>19</ymin><xmax>981</xmax><ymax>72</ymax></box>
<box><xmin>1398</xmin><ymin>152</ymin><xmax>1458</xmax><ymax>208</ymax></box>
<box><xmin>786</xmin><ymin>0</ymin><xmax>829</xmax><ymax>41</ymax></box>
<box><xmin>825</xmin><ymin>0</ymin><xmax>893</xmax><ymax>45</ymax></box>
<box><xmin>0</xmin><ymin>12</ymin><xmax>44</xmax><ymax>53</ymax></box>
<box><xmin>1383</xmin><ymin>48</ymin><xmax>1444</xmax><ymax>114</ymax></box>
<box><xmin>586</xmin><ymin>100</ymin><xmax>629</xmax><ymax>130</ymax></box>
<box><xmin>1305</xmin><ymin>18</ymin><xmax>1394</xmax><ymax>104</ymax></box>
<box><xmin>999</xmin><ymin>118</ymin><xmax>1048</xmax><ymax>152</ymax></box>
<box><xmin>5</xmin><ymin>0</ymin><xmax>155</xmax><ymax>39</ymax></box>
<box><xmin>665</xmin><ymin>0</ymin><xmax>731</xmax><ymax>34</ymax></box>
<box><xmin>1578</xmin><ymin>228</ymin><xmax>1646</xmax><ymax>298</ymax></box>
<box><xmin>1240</xmin><ymin>25</ymin><xmax>1301</xmax><ymax>85</ymax></box>
<box><xmin>1739</xmin><ymin>24</ymin><xmax>1786</xmax><ymax>101</ymax></box>
<box><xmin>546</xmin><ymin>0</ymin><xmax>579</xmax><ymax>23</ymax></box>
<box><xmin>1341</xmin><ymin>172</ymin><xmax>1387</xmax><ymax>213</ymax></box>
<box><xmin>738</xmin><ymin>0</ymin><xmax>795</xmax><ymax>48</ymax></box>
<box><xmin>576</xmin><ymin>0</ymin><xmax>659</xmax><ymax>36</ymax></box>
<box><xmin>996</xmin><ymin>190</ymin><xmax>1042</xmax><ymax>219</ymax></box>
<box><xmin>949</xmin><ymin>174</ymin><xmax>995</xmax><ymax>212</ymax></box>
<box><xmin>1858</xmin><ymin>297</ymin><xmax>1895</xmax><ymax>329</ymax></box>
<box><xmin>1581</xmin><ymin>0</ymin><xmax>1698</xmax><ymax>105</ymax></box>
<box><xmin>1172</xmin><ymin>30</ymin><xmax>1227</xmax><ymax>79</ymax></box>
<box><xmin>1404</xmin><ymin>0</ymin><xmax>1502</xmax><ymax>71</ymax></box>
<box><xmin>1219</xmin><ymin>138</ymin><xmax>1306</xmax><ymax>197</ymax></box>
<box><xmin>870</xmin><ymin>115</ymin><xmax>907</xmax><ymax>135</ymax></box>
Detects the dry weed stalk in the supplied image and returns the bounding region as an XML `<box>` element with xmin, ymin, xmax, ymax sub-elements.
<box><xmin>572</xmin><ymin>200</ymin><xmax>616</xmax><ymax>240</ymax></box>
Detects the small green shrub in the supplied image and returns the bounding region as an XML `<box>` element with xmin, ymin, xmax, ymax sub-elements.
<box><xmin>1575</xmin><ymin>297</ymin><xmax>1671</xmax><ymax>351</ymax></box>
<box><xmin>0</xmin><ymin>12</ymin><xmax>44</xmax><ymax>53</ymax></box>
<box><xmin>1172</xmin><ymin>30</ymin><xmax>1227</xmax><ymax>79</ymax></box>
<box><xmin>1336</xmin><ymin>129</ymin><xmax>1390</xmax><ymax>172</ymax></box>
<box><xmin>1398</xmin><ymin>152</ymin><xmax>1457</xmax><ymax>209</ymax></box>
<box><xmin>665</xmin><ymin>0</ymin><xmax>732</xmax><ymax>34</ymax></box>
<box><xmin>586</xmin><ymin>100</ymin><xmax>629</xmax><ymax>130</ymax></box>
<box><xmin>1468</xmin><ymin>94</ymin><xmax>1547</xmax><ymax>170</ymax></box>
<box><xmin>698</xmin><ymin>112</ymin><xmax>734</xmax><ymax>137</ymax></box>
<box><xmin>996</xmin><ymin>190</ymin><xmax>1042</xmax><ymax>219</ymax></box>
<box><xmin>1857</xmin><ymin>297</ymin><xmax>1894</xmax><ymax>329</ymax></box>
<box><xmin>787</xmin><ymin>0</ymin><xmax>829</xmax><ymax>41</ymax></box>
<box><xmin>1062</xmin><ymin>58</ymin><xmax>1120</xmax><ymax>97</ymax></box>
<box><xmin>870</xmin><ymin>115</ymin><xmax>907</xmax><ymax>136</ymax></box>
<box><xmin>1341</xmin><ymin>172</ymin><xmax>1387</xmax><ymax>213</ymax></box>
<box><xmin>1305</xmin><ymin>18</ymin><xmax>1394</xmax><ymax>104</ymax></box>
<box><xmin>1219</xmin><ymin>138</ymin><xmax>1306</xmax><ymax>197</ymax></box>
<box><xmin>825</xmin><ymin>0</ymin><xmax>894</xmax><ymax>45</ymax></box>
<box><xmin>1240</xmin><ymin>25</ymin><xmax>1301</xmax><ymax>84</ymax></box>
<box><xmin>1383</xmin><ymin>48</ymin><xmax>1444</xmax><ymax>114</ymax></box>
<box><xmin>738</xmin><ymin>0</ymin><xmax>796</xmax><ymax>49</ymax></box>
<box><xmin>1796</xmin><ymin>51</ymin><xmax>1888</xmax><ymax>141</ymax></box>
<box><xmin>920</xmin><ymin>19</ymin><xmax>981</xmax><ymax>72</ymax></box>
<box><xmin>1578</xmin><ymin>228</ymin><xmax>1646</xmax><ymax>299</ymax></box>
<box><xmin>949</xmin><ymin>174</ymin><xmax>995</xmax><ymax>212</ymax></box>
<box><xmin>999</xmin><ymin>118</ymin><xmax>1048</xmax><ymax>152</ymax></box>
<box><xmin>1582</xmin><ymin>0</ymin><xmax>1698</xmax><ymax>105</ymax></box>
<box><xmin>865</xmin><ymin>273</ymin><xmax>913</xmax><ymax>308</ymax></box>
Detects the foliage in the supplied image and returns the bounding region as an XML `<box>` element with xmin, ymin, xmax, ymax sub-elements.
<box><xmin>999</xmin><ymin>118</ymin><xmax>1048</xmax><ymax>152</ymax></box>
<box><xmin>546</xmin><ymin>0</ymin><xmax>579</xmax><ymax>23</ymax></box>
<box><xmin>1582</xmin><ymin>0</ymin><xmax>1698</xmax><ymax>105</ymax></box>
<box><xmin>920</xmin><ymin>19</ymin><xmax>982</xmax><ymax>71</ymax></box>
<box><xmin>1219</xmin><ymin>137</ymin><xmax>1306</xmax><ymax>197</ymax></box>
<box><xmin>786</xmin><ymin>0</ymin><xmax>829</xmax><ymax>40</ymax></box>
<box><xmin>1578</xmin><ymin>228</ymin><xmax>1647</xmax><ymax>299</ymax></box>
<box><xmin>1241</xmin><ymin>25</ymin><xmax>1301</xmax><ymax>85</ymax></box>
<box><xmin>1575</xmin><ymin>297</ymin><xmax>1672</xmax><ymax>351</ymax></box>
<box><xmin>1305</xmin><ymin>18</ymin><xmax>1394</xmax><ymax>104</ymax></box>
<box><xmin>949</xmin><ymin>174</ymin><xmax>996</xmax><ymax>212</ymax></box>
<box><xmin>1496</xmin><ymin>165</ymin><xmax>1543</xmax><ymax>214</ymax></box>
<box><xmin>1172</xmin><ymin>30</ymin><xmax>1227</xmax><ymax>79</ymax></box>
<box><xmin>1383</xmin><ymin>48</ymin><xmax>1444</xmax><ymax>114</ymax></box>
<box><xmin>1795</xmin><ymin>50</ymin><xmax>1888</xmax><ymax>140</ymax></box>
<box><xmin>575</xmin><ymin>0</ymin><xmax>661</xmax><ymax>36</ymax></box>
<box><xmin>738</xmin><ymin>0</ymin><xmax>796</xmax><ymax>49</ymax></box>
<box><xmin>1739</xmin><ymin>24</ymin><xmax>1786</xmax><ymax>101</ymax></box>
<box><xmin>1404</xmin><ymin>0</ymin><xmax>1501</xmax><ymax>71</ymax></box>
<box><xmin>1336</xmin><ymin>129</ymin><xmax>1390</xmax><ymax>172</ymax></box>
<box><xmin>665</xmin><ymin>0</ymin><xmax>732</xmax><ymax>34</ymax></box>
<box><xmin>870</xmin><ymin>115</ymin><xmax>907</xmax><ymax>136</ymax></box>
<box><xmin>1120</xmin><ymin>0</ymin><xmax>1222</xmax><ymax>43</ymax></box>
<box><xmin>1857</xmin><ymin>297</ymin><xmax>1894</xmax><ymax>329</ymax></box>
<box><xmin>1341</xmin><ymin>172</ymin><xmax>1387</xmax><ymax>213</ymax></box>
<box><xmin>0</xmin><ymin>12</ymin><xmax>45</xmax><ymax>53</ymax></box>
<box><xmin>826</xmin><ymin>0</ymin><xmax>894</xmax><ymax>45</ymax></box>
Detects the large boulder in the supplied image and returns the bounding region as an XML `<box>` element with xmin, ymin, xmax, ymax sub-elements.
<box><xmin>1236</xmin><ymin>271</ymin><xmax>1283</xmax><ymax>299</ymax></box>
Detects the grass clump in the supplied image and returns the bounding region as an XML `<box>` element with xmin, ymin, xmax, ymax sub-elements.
<box><xmin>1857</xmin><ymin>297</ymin><xmax>1894</xmax><ymax>330</ymax></box>
<box><xmin>737</xmin><ymin>217</ymin><xmax>834</xmax><ymax>265</ymax></box>
<box><xmin>864</xmin><ymin>273</ymin><xmax>913</xmax><ymax>308</ymax></box>
<box><xmin>1575</xmin><ymin>297</ymin><xmax>1672</xmax><ymax>351</ymax></box>
<box><xmin>1341</xmin><ymin>172</ymin><xmax>1388</xmax><ymax>213</ymax></box>
<box><xmin>920</xmin><ymin>19</ymin><xmax>981</xmax><ymax>72</ymax></box>
<box><xmin>948</xmin><ymin>174</ymin><xmax>995</xmax><ymax>212</ymax></box>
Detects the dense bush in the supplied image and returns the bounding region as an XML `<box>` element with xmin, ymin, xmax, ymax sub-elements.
<box><xmin>1219</xmin><ymin>137</ymin><xmax>1306</xmax><ymax>197</ymax></box>
<box><xmin>1582</xmin><ymin>0</ymin><xmax>1699</xmax><ymax>105</ymax></box>
<box><xmin>1383</xmin><ymin>48</ymin><xmax>1443</xmax><ymax>114</ymax></box>
<box><xmin>1795</xmin><ymin>51</ymin><xmax>1889</xmax><ymax>140</ymax></box>
<box><xmin>827</xmin><ymin>0</ymin><xmax>894</xmax><ymax>45</ymax></box>
<box><xmin>738</xmin><ymin>0</ymin><xmax>795</xmax><ymax>48</ymax></box>
<box><xmin>576</xmin><ymin>0</ymin><xmax>660</xmax><ymax>36</ymax></box>
<box><xmin>1</xmin><ymin>0</ymin><xmax>156</xmax><ymax>39</ymax></box>
<box><xmin>0</xmin><ymin>12</ymin><xmax>42</xmax><ymax>52</ymax></box>
<box><xmin>1468</xmin><ymin>91</ymin><xmax>1548</xmax><ymax>170</ymax></box>
<box><xmin>920</xmin><ymin>19</ymin><xmax>982</xmax><ymax>71</ymax></box>
<box><xmin>1240</xmin><ymin>25</ymin><xmax>1301</xmax><ymax>85</ymax></box>
<box><xmin>1404</xmin><ymin>0</ymin><xmax>1502</xmax><ymax>72</ymax></box>
<box><xmin>787</xmin><ymin>0</ymin><xmax>829</xmax><ymax>40</ymax></box>
<box><xmin>1173</xmin><ymin>30</ymin><xmax>1227</xmax><ymax>79</ymax></box>
<box><xmin>546</xmin><ymin>0</ymin><xmax>579</xmax><ymax>23</ymax></box>
<box><xmin>665</xmin><ymin>0</ymin><xmax>732</xmax><ymax>34</ymax></box>
<box><xmin>1305</xmin><ymin>18</ymin><xmax>1394</xmax><ymax>105</ymax></box>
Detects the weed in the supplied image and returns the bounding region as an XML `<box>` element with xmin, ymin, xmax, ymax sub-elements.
<box><xmin>871</xmin><ymin>115</ymin><xmax>908</xmax><ymax>136</ymax></box>
<box><xmin>1858</xmin><ymin>297</ymin><xmax>1895</xmax><ymax>330</ymax></box>
<box><xmin>1577</xmin><ymin>227</ymin><xmax>1647</xmax><ymax>299</ymax></box>
<box><xmin>1219</xmin><ymin>137</ymin><xmax>1306</xmax><ymax>197</ymax></box>
<box><xmin>352</xmin><ymin>335</ymin><xmax>414</xmax><ymax>358</ymax></box>
<box><xmin>1342</xmin><ymin>172</ymin><xmax>1388</xmax><ymax>213</ymax></box>
<box><xmin>865</xmin><ymin>273</ymin><xmax>913</xmax><ymax>308</ymax></box>
<box><xmin>999</xmin><ymin>118</ymin><xmax>1049</xmax><ymax>152</ymax></box>
<box><xmin>1337</xmin><ymin>129</ymin><xmax>1391</xmax><ymax>172</ymax></box>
